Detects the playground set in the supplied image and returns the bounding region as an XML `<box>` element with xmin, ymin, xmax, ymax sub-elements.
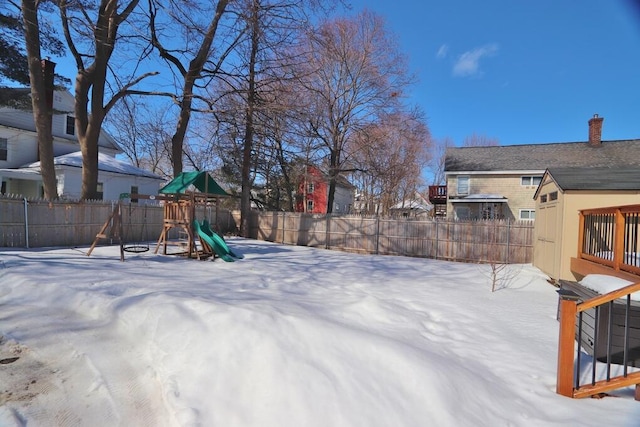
<box><xmin>88</xmin><ymin>171</ymin><xmax>243</xmax><ymax>262</ymax></box>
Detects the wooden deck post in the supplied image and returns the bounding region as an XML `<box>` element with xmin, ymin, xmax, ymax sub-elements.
<box><xmin>613</xmin><ymin>208</ymin><xmax>625</xmax><ymax>271</ymax></box>
<box><xmin>576</xmin><ymin>211</ymin><xmax>585</xmax><ymax>258</ymax></box>
<box><xmin>557</xmin><ymin>289</ymin><xmax>581</xmax><ymax>397</ymax></box>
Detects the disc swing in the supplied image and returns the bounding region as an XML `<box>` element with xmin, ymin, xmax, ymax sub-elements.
<box><xmin>122</xmin><ymin>201</ymin><xmax>150</xmax><ymax>254</ymax></box>
<box><xmin>87</xmin><ymin>193</ymin><xmax>151</xmax><ymax>261</ymax></box>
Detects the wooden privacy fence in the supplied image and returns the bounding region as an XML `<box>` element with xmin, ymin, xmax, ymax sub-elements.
<box><xmin>244</xmin><ymin>212</ymin><xmax>534</xmax><ymax>264</ymax></box>
<box><xmin>1</xmin><ymin>196</ymin><xmax>533</xmax><ymax>264</ymax></box>
<box><xmin>0</xmin><ymin>195</ymin><xmax>236</xmax><ymax>248</ymax></box>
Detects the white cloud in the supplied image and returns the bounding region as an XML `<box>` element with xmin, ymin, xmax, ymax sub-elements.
<box><xmin>436</xmin><ymin>44</ymin><xmax>449</xmax><ymax>59</ymax></box>
<box><xmin>452</xmin><ymin>43</ymin><xmax>499</xmax><ymax>77</ymax></box>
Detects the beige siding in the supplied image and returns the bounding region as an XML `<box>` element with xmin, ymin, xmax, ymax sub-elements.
<box><xmin>447</xmin><ymin>173</ymin><xmax>541</xmax><ymax>219</ymax></box>
<box><xmin>533</xmin><ymin>178</ymin><xmax>563</xmax><ymax>279</ymax></box>
<box><xmin>560</xmin><ymin>191</ymin><xmax>640</xmax><ymax>281</ymax></box>
<box><xmin>534</xmin><ymin>179</ymin><xmax>640</xmax><ymax>281</ymax></box>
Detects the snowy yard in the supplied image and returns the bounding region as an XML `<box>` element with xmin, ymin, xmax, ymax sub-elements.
<box><xmin>0</xmin><ymin>239</ymin><xmax>639</xmax><ymax>426</ymax></box>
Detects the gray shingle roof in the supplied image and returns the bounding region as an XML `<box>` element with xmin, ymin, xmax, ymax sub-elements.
<box><xmin>445</xmin><ymin>139</ymin><xmax>640</xmax><ymax>172</ymax></box>
<box><xmin>546</xmin><ymin>167</ymin><xmax>640</xmax><ymax>191</ymax></box>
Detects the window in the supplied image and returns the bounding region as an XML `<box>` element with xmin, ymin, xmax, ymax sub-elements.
<box><xmin>520</xmin><ymin>209</ymin><xmax>535</xmax><ymax>220</ymax></box>
<box><xmin>65</xmin><ymin>115</ymin><xmax>75</xmax><ymax>135</ymax></box>
<box><xmin>521</xmin><ymin>176</ymin><xmax>542</xmax><ymax>186</ymax></box>
<box><xmin>455</xmin><ymin>206</ymin><xmax>470</xmax><ymax>220</ymax></box>
<box><xmin>96</xmin><ymin>182</ymin><xmax>104</xmax><ymax>200</ymax></box>
<box><xmin>549</xmin><ymin>191</ymin><xmax>558</xmax><ymax>201</ymax></box>
<box><xmin>307</xmin><ymin>182</ymin><xmax>314</xmax><ymax>193</ymax></box>
<box><xmin>306</xmin><ymin>200</ymin><xmax>313</xmax><ymax>212</ymax></box>
<box><xmin>457</xmin><ymin>176</ymin><xmax>469</xmax><ymax>195</ymax></box>
<box><xmin>1</xmin><ymin>181</ymin><xmax>6</xmax><ymax>194</ymax></box>
<box><xmin>0</xmin><ymin>137</ymin><xmax>7</xmax><ymax>161</ymax></box>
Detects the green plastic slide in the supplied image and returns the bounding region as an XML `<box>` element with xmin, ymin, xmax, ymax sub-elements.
<box><xmin>193</xmin><ymin>220</ymin><xmax>243</xmax><ymax>262</ymax></box>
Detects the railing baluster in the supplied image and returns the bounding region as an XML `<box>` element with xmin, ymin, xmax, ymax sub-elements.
<box><xmin>607</xmin><ymin>301</ymin><xmax>613</xmax><ymax>381</ymax></box>
<box><xmin>576</xmin><ymin>311</ymin><xmax>583</xmax><ymax>390</ymax></box>
<box><xmin>593</xmin><ymin>307</ymin><xmax>599</xmax><ymax>385</ymax></box>
<box><xmin>624</xmin><ymin>295</ymin><xmax>631</xmax><ymax>376</ymax></box>
<box><xmin>625</xmin><ymin>214</ymin><xmax>630</xmax><ymax>265</ymax></box>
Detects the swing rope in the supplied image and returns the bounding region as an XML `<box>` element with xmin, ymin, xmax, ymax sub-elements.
<box><xmin>122</xmin><ymin>202</ymin><xmax>150</xmax><ymax>253</ymax></box>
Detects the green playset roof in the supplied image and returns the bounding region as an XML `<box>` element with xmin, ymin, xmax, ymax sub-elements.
<box><xmin>159</xmin><ymin>171</ymin><xmax>229</xmax><ymax>196</ymax></box>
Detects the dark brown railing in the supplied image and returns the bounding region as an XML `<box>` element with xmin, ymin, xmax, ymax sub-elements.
<box><xmin>428</xmin><ymin>185</ymin><xmax>447</xmax><ymax>203</ymax></box>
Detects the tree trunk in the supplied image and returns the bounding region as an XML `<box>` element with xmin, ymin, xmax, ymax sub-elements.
<box><xmin>239</xmin><ymin>0</ymin><xmax>260</xmax><ymax>237</ymax></box>
<box><xmin>75</xmin><ymin>67</ymin><xmax>103</xmax><ymax>200</ymax></box>
<box><xmin>22</xmin><ymin>0</ymin><xmax>57</xmax><ymax>200</ymax></box>
<box><xmin>326</xmin><ymin>150</ymin><xmax>338</xmax><ymax>214</ymax></box>
<box><xmin>166</xmin><ymin>0</ymin><xmax>230</xmax><ymax>178</ymax></box>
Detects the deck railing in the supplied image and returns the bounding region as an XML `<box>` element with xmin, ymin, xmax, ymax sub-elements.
<box><xmin>577</xmin><ymin>205</ymin><xmax>640</xmax><ymax>277</ymax></box>
<box><xmin>428</xmin><ymin>185</ymin><xmax>447</xmax><ymax>203</ymax></box>
<box><xmin>557</xmin><ymin>282</ymin><xmax>640</xmax><ymax>399</ymax></box>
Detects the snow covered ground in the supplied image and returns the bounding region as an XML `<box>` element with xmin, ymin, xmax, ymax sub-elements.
<box><xmin>1</xmin><ymin>239</ymin><xmax>639</xmax><ymax>426</ymax></box>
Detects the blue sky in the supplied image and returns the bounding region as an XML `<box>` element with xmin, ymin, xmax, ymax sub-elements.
<box><xmin>346</xmin><ymin>0</ymin><xmax>640</xmax><ymax>146</ymax></box>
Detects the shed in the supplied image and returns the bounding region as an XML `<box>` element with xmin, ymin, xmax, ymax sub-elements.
<box><xmin>533</xmin><ymin>167</ymin><xmax>640</xmax><ymax>282</ymax></box>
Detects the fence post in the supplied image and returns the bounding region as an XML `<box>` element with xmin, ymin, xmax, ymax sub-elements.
<box><xmin>506</xmin><ymin>218</ymin><xmax>511</xmax><ymax>264</ymax></box>
<box><xmin>435</xmin><ymin>218</ymin><xmax>439</xmax><ymax>260</ymax></box>
<box><xmin>325</xmin><ymin>214</ymin><xmax>330</xmax><ymax>250</ymax></box>
<box><xmin>375</xmin><ymin>216</ymin><xmax>380</xmax><ymax>255</ymax></box>
<box><xmin>556</xmin><ymin>289</ymin><xmax>580</xmax><ymax>397</ymax></box>
<box><xmin>23</xmin><ymin>197</ymin><xmax>29</xmax><ymax>248</ymax></box>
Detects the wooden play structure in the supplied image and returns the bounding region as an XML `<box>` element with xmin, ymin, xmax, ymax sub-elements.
<box><xmin>155</xmin><ymin>192</ymin><xmax>210</xmax><ymax>259</ymax></box>
<box><xmin>155</xmin><ymin>171</ymin><xmax>230</xmax><ymax>259</ymax></box>
<box><xmin>89</xmin><ymin>171</ymin><xmax>231</xmax><ymax>261</ymax></box>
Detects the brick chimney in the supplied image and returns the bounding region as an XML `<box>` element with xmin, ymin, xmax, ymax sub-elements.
<box><xmin>588</xmin><ymin>114</ymin><xmax>604</xmax><ymax>146</ymax></box>
<box><xmin>41</xmin><ymin>59</ymin><xmax>56</xmax><ymax>110</ymax></box>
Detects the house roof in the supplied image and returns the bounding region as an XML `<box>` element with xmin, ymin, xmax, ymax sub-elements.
<box><xmin>23</xmin><ymin>152</ymin><xmax>164</xmax><ymax>180</ymax></box>
<box><xmin>0</xmin><ymin>87</ymin><xmax>32</xmax><ymax>108</ymax></box>
<box><xmin>544</xmin><ymin>167</ymin><xmax>640</xmax><ymax>192</ymax></box>
<box><xmin>449</xmin><ymin>194</ymin><xmax>508</xmax><ymax>203</ymax></box>
<box><xmin>0</xmin><ymin>88</ymin><xmax>122</xmax><ymax>153</ymax></box>
<box><xmin>390</xmin><ymin>193</ymin><xmax>432</xmax><ymax>211</ymax></box>
<box><xmin>159</xmin><ymin>171</ymin><xmax>229</xmax><ymax>196</ymax></box>
<box><xmin>445</xmin><ymin>139</ymin><xmax>640</xmax><ymax>172</ymax></box>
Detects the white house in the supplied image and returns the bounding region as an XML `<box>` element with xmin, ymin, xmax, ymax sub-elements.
<box><xmin>388</xmin><ymin>192</ymin><xmax>432</xmax><ymax>218</ymax></box>
<box><xmin>0</xmin><ymin>88</ymin><xmax>164</xmax><ymax>199</ymax></box>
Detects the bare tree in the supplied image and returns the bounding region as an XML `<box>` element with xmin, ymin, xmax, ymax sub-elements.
<box><xmin>204</xmin><ymin>0</ymin><xmax>327</xmax><ymax>234</ymax></box>
<box><xmin>297</xmin><ymin>10</ymin><xmax>413</xmax><ymax>213</ymax></box>
<box><xmin>2</xmin><ymin>0</ymin><xmax>68</xmax><ymax>200</ymax></box>
<box><xmin>428</xmin><ymin>137</ymin><xmax>454</xmax><ymax>185</ymax></box>
<box><xmin>351</xmin><ymin>109</ymin><xmax>430</xmax><ymax>215</ymax></box>
<box><xmin>147</xmin><ymin>0</ymin><xmax>233</xmax><ymax>178</ymax></box>
<box><xmin>463</xmin><ymin>133</ymin><xmax>499</xmax><ymax>147</ymax></box>
<box><xmin>20</xmin><ymin>0</ymin><xmax>57</xmax><ymax>199</ymax></box>
<box><xmin>104</xmin><ymin>98</ymin><xmax>173</xmax><ymax>179</ymax></box>
<box><xmin>58</xmin><ymin>0</ymin><xmax>158</xmax><ymax>200</ymax></box>
<box><xmin>483</xmin><ymin>220</ymin><xmax>520</xmax><ymax>292</ymax></box>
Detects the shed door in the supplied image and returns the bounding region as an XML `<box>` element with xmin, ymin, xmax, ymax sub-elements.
<box><xmin>536</xmin><ymin>204</ymin><xmax>558</xmax><ymax>279</ymax></box>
